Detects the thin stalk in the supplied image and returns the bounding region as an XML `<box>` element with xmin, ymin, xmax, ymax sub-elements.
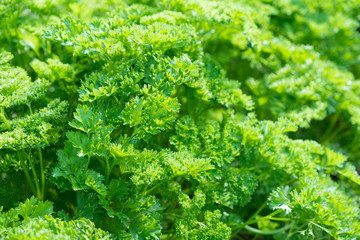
<box><xmin>330</xmin><ymin>131</ymin><xmax>352</xmax><ymax>142</ymax></box>
<box><xmin>252</xmin><ymin>234</ymin><xmax>259</xmax><ymax>240</ymax></box>
<box><xmin>245</xmin><ymin>209</ymin><xmax>282</xmax><ymax>226</ymax></box>
<box><xmin>13</xmin><ymin>4</ymin><xmax>25</xmax><ymax>67</ymax></box>
<box><xmin>144</xmin><ymin>180</ymin><xmax>165</xmax><ymax>196</ymax></box>
<box><xmin>105</xmin><ymin>155</ymin><xmax>111</xmax><ymax>185</ymax></box>
<box><xmin>110</xmin><ymin>157</ymin><xmax>120</xmax><ymax>175</ymax></box>
<box><xmin>38</xmin><ymin>147</ymin><xmax>45</xmax><ymax>199</ymax></box>
<box><xmin>2</xmin><ymin>18</ymin><xmax>12</xmax><ymax>48</ymax></box>
<box><xmin>244</xmin><ymin>221</ymin><xmax>295</xmax><ymax>235</ymax></box>
<box><xmin>0</xmin><ymin>107</ymin><xmax>11</xmax><ymax>130</ymax></box>
<box><xmin>245</xmin><ymin>202</ymin><xmax>268</xmax><ymax>224</ymax></box>
<box><xmin>86</xmin><ymin>154</ymin><xmax>91</xmax><ymax>170</ymax></box>
<box><xmin>349</xmin><ymin>139</ymin><xmax>360</xmax><ymax>153</ymax></box>
<box><xmin>164</xmin><ymin>192</ymin><xmax>181</xmax><ymax>214</ymax></box>
<box><xmin>28</xmin><ymin>103</ymin><xmax>45</xmax><ymax>200</ymax></box>
<box><xmin>23</xmin><ymin>150</ymin><xmax>42</xmax><ymax>200</ymax></box>
<box><xmin>113</xmin><ymin>95</ymin><xmax>122</xmax><ymax>105</ymax></box>
<box><xmin>268</xmin><ymin>217</ymin><xmax>292</xmax><ymax>222</ymax></box>
<box><xmin>126</xmin><ymin>126</ymin><xmax>138</xmax><ymax>145</ymax></box>
<box><xmin>98</xmin><ymin>157</ymin><xmax>107</xmax><ymax>176</ymax></box>
<box><xmin>163</xmin><ymin>213</ymin><xmax>187</xmax><ymax>219</ymax></box>
<box><xmin>18</xmin><ymin>152</ymin><xmax>37</xmax><ymax>196</ymax></box>
<box><xmin>1</xmin><ymin>108</ymin><xmax>39</xmax><ymax>197</ymax></box>
<box><xmin>285</xmin><ymin>220</ymin><xmax>298</xmax><ymax>240</ymax></box>
<box><xmin>321</xmin><ymin>122</ymin><xmax>348</xmax><ymax>145</ymax></box>
<box><xmin>342</xmin><ymin>131</ymin><xmax>359</xmax><ymax>151</ymax></box>
<box><xmin>231</xmin><ymin>202</ymin><xmax>267</xmax><ymax>238</ymax></box>
<box><xmin>320</xmin><ymin>113</ymin><xmax>340</xmax><ymax>143</ymax></box>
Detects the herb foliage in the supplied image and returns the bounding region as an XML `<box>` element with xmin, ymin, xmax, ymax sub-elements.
<box><xmin>1</xmin><ymin>0</ymin><xmax>360</xmax><ymax>239</ymax></box>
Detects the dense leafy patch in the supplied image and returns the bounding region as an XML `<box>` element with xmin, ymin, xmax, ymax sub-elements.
<box><xmin>1</xmin><ymin>0</ymin><xmax>360</xmax><ymax>239</ymax></box>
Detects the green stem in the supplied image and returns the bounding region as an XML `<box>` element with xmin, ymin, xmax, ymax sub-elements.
<box><xmin>165</xmin><ymin>194</ymin><xmax>180</xmax><ymax>214</ymax></box>
<box><xmin>244</xmin><ymin>221</ymin><xmax>295</xmax><ymax>235</ymax></box>
<box><xmin>341</xmin><ymin>131</ymin><xmax>359</xmax><ymax>151</ymax></box>
<box><xmin>245</xmin><ymin>209</ymin><xmax>282</xmax><ymax>226</ymax></box>
<box><xmin>23</xmin><ymin>150</ymin><xmax>42</xmax><ymax>200</ymax></box>
<box><xmin>13</xmin><ymin>4</ymin><xmax>25</xmax><ymax>67</ymax></box>
<box><xmin>27</xmin><ymin>103</ymin><xmax>33</xmax><ymax>115</ymax></box>
<box><xmin>18</xmin><ymin>152</ymin><xmax>37</xmax><ymax>196</ymax></box>
<box><xmin>321</xmin><ymin>122</ymin><xmax>348</xmax><ymax>145</ymax></box>
<box><xmin>1</xmin><ymin>108</ymin><xmax>41</xmax><ymax>198</ymax></box>
<box><xmin>2</xmin><ymin>18</ymin><xmax>12</xmax><ymax>49</ymax></box>
<box><xmin>349</xmin><ymin>141</ymin><xmax>360</xmax><ymax>153</ymax></box>
<box><xmin>268</xmin><ymin>217</ymin><xmax>292</xmax><ymax>222</ymax></box>
<box><xmin>0</xmin><ymin>107</ymin><xmax>11</xmax><ymax>130</ymax></box>
<box><xmin>245</xmin><ymin>202</ymin><xmax>268</xmax><ymax>224</ymax></box>
<box><xmin>113</xmin><ymin>95</ymin><xmax>121</xmax><ymax>105</ymax></box>
<box><xmin>320</xmin><ymin>113</ymin><xmax>340</xmax><ymax>143</ymax></box>
<box><xmin>285</xmin><ymin>220</ymin><xmax>298</xmax><ymax>240</ymax></box>
<box><xmin>231</xmin><ymin>202</ymin><xmax>267</xmax><ymax>238</ymax></box>
<box><xmin>38</xmin><ymin>147</ymin><xmax>45</xmax><ymax>200</ymax></box>
<box><xmin>105</xmin><ymin>155</ymin><xmax>111</xmax><ymax>185</ymax></box>
<box><xmin>110</xmin><ymin>157</ymin><xmax>120</xmax><ymax>176</ymax></box>
<box><xmin>86</xmin><ymin>154</ymin><xmax>91</xmax><ymax>170</ymax></box>
<box><xmin>144</xmin><ymin>180</ymin><xmax>165</xmax><ymax>196</ymax></box>
<box><xmin>331</xmin><ymin>131</ymin><xmax>352</xmax><ymax>142</ymax></box>
<box><xmin>126</xmin><ymin>126</ymin><xmax>138</xmax><ymax>145</ymax></box>
<box><xmin>252</xmin><ymin>234</ymin><xmax>259</xmax><ymax>240</ymax></box>
<box><xmin>163</xmin><ymin>213</ymin><xmax>187</xmax><ymax>220</ymax></box>
<box><xmin>98</xmin><ymin>157</ymin><xmax>107</xmax><ymax>175</ymax></box>
<box><xmin>28</xmin><ymin>103</ymin><xmax>45</xmax><ymax>200</ymax></box>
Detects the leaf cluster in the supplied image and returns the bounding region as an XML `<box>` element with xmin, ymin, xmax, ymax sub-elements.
<box><xmin>1</xmin><ymin>0</ymin><xmax>360</xmax><ymax>239</ymax></box>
